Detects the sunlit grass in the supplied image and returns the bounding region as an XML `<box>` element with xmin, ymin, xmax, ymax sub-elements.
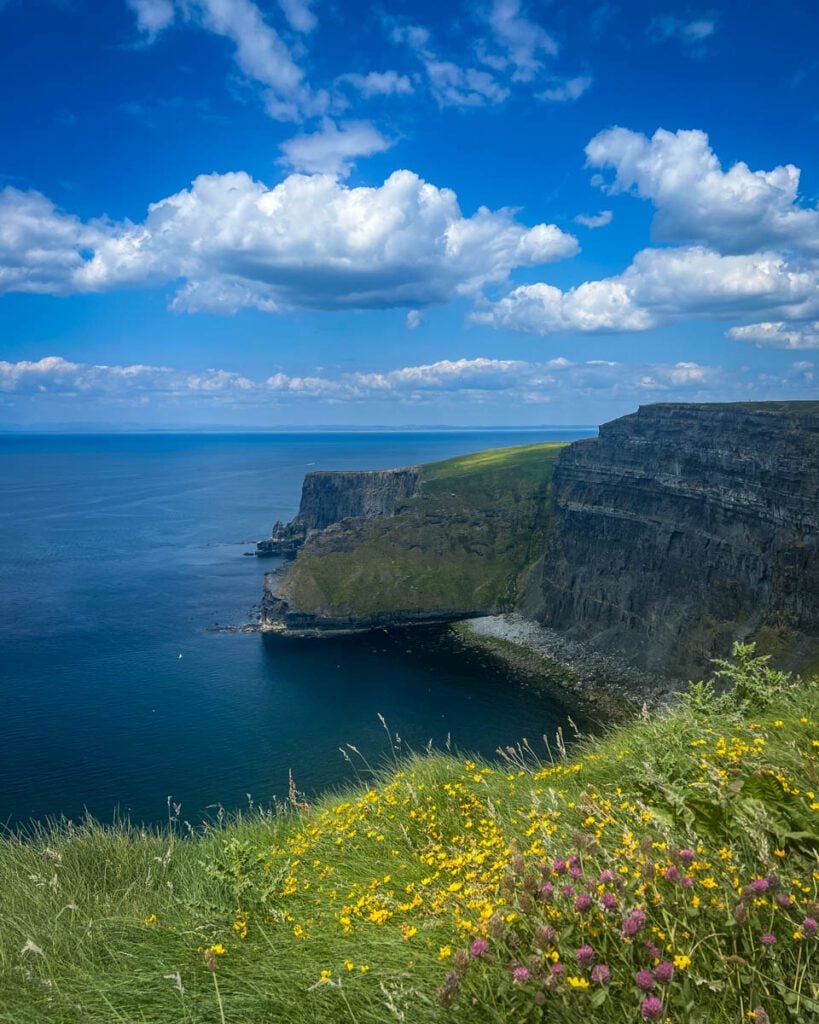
<box><xmin>0</xmin><ymin>649</ymin><xmax>816</xmax><ymax>1023</ymax></box>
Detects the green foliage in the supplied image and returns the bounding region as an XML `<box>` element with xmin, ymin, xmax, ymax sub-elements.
<box><xmin>683</xmin><ymin>642</ymin><xmax>793</xmax><ymax>717</ymax></box>
<box><xmin>282</xmin><ymin>442</ymin><xmax>565</xmax><ymax>618</ymax></box>
<box><xmin>0</xmin><ymin>674</ymin><xmax>816</xmax><ymax>1023</ymax></box>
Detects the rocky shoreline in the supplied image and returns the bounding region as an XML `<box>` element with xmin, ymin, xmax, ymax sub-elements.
<box><xmin>453</xmin><ymin>613</ymin><xmax>679</xmax><ymax>717</ymax></box>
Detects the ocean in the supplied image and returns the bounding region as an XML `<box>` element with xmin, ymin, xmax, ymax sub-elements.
<box><xmin>0</xmin><ymin>430</ymin><xmax>593</xmax><ymax>826</ymax></box>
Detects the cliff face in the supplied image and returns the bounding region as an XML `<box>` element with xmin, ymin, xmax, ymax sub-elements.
<box><xmin>257</xmin><ymin>469</ymin><xmax>418</xmax><ymax>556</ymax></box>
<box><xmin>261</xmin><ymin>443</ymin><xmax>565</xmax><ymax>633</ymax></box>
<box><xmin>528</xmin><ymin>402</ymin><xmax>819</xmax><ymax>677</ymax></box>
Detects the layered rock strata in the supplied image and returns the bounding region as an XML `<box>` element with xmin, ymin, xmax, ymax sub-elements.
<box><xmin>528</xmin><ymin>402</ymin><xmax>819</xmax><ymax>677</ymax></box>
<box><xmin>256</xmin><ymin>468</ymin><xmax>418</xmax><ymax>556</ymax></box>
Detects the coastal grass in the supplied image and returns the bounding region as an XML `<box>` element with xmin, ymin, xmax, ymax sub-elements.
<box><xmin>281</xmin><ymin>442</ymin><xmax>565</xmax><ymax>618</ymax></box>
<box><xmin>0</xmin><ymin>649</ymin><xmax>817</xmax><ymax>1023</ymax></box>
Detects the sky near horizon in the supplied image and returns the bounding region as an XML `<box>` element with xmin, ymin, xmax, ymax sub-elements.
<box><xmin>0</xmin><ymin>0</ymin><xmax>818</xmax><ymax>427</ymax></box>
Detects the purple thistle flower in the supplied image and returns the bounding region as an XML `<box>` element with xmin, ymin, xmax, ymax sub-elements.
<box><xmin>599</xmin><ymin>869</ymin><xmax>617</xmax><ymax>883</ymax></box>
<box><xmin>568</xmin><ymin>854</ymin><xmax>581</xmax><ymax>869</ymax></box>
<box><xmin>803</xmin><ymin>918</ymin><xmax>817</xmax><ymax>938</ymax></box>
<box><xmin>682</xmin><ymin>876</ymin><xmax>694</xmax><ymax>889</ymax></box>
<box><xmin>622</xmin><ymin>908</ymin><xmax>647</xmax><ymax>937</ymax></box>
<box><xmin>539</xmin><ymin>882</ymin><xmax>555</xmax><ymax>902</ymax></box>
<box><xmin>576</xmin><ymin>944</ymin><xmax>595</xmax><ymax>968</ymax></box>
<box><xmin>470</xmin><ymin>938</ymin><xmax>489</xmax><ymax>958</ymax></box>
<box><xmin>562</xmin><ymin>884</ymin><xmax>575</xmax><ymax>899</ymax></box>
<box><xmin>679</xmin><ymin>849</ymin><xmax>695</xmax><ymax>865</ymax></box>
<box><xmin>641</xmin><ymin>995</ymin><xmax>664</xmax><ymax>1021</ymax></box>
<box><xmin>664</xmin><ymin>865</ymin><xmax>680</xmax><ymax>883</ymax></box>
<box><xmin>512</xmin><ymin>965</ymin><xmax>531</xmax><ymax>984</ymax></box>
<box><xmin>760</xmin><ymin>932</ymin><xmax>777</xmax><ymax>947</ymax></box>
<box><xmin>569</xmin><ymin>865</ymin><xmax>584</xmax><ymax>879</ymax></box>
<box><xmin>635</xmin><ymin>969</ymin><xmax>655</xmax><ymax>991</ymax></box>
<box><xmin>643</xmin><ymin>940</ymin><xmax>661</xmax><ymax>960</ymax></box>
<box><xmin>749</xmin><ymin>878</ymin><xmax>769</xmax><ymax>894</ymax></box>
<box><xmin>553</xmin><ymin>858</ymin><xmax>567</xmax><ymax>875</ymax></box>
<box><xmin>602</xmin><ymin>891</ymin><xmax>618</xmax><ymax>911</ymax></box>
<box><xmin>653</xmin><ymin>961</ymin><xmax>674</xmax><ymax>983</ymax></box>
<box><xmin>575</xmin><ymin>893</ymin><xmax>592</xmax><ymax>913</ymax></box>
<box><xmin>590</xmin><ymin>963</ymin><xmax>610</xmax><ymax>987</ymax></box>
<box><xmin>751</xmin><ymin>1010</ymin><xmax>770</xmax><ymax>1024</ymax></box>
<box><xmin>550</xmin><ymin>962</ymin><xmax>565</xmax><ymax>977</ymax></box>
<box><xmin>775</xmin><ymin>893</ymin><xmax>792</xmax><ymax>907</ymax></box>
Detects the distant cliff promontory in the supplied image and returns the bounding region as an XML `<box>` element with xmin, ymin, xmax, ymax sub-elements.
<box><xmin>260</xmin><ymin>443</ymin><xmax>564</xmax><ymax>632</ymax></box>
<box><xmin>259</xmin><ymin>402</ymin><xmax>819</xmax><ymax>680</ymax></box>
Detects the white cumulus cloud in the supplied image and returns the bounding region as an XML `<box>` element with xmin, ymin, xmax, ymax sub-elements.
<box><xmin>538</xmin><ymin>76</ymin><xmax>592</xmax><ymax>102</ymax></box>
<box><xmin>277</xmin><ymin>0</ymin><xmax>315</xmax><ymax>33</ymax></box>
<box><xmin>278</xmin><ymin>119</ymin><xmax>393</xmax><ymax>177</ymax></box>
<box><xmin>0</xmin><ymin>170</ymin><xmax>578</xmax><ymax>314</ymax></box>
<box><xmin>473</xmin><ymin>246</ymin><xmax>819</xmax><ymax>335</ymax></box>
<box><xmin>126</xmin><ymin>0</ymin><xmax>175</xmax><ymax>38</ymax></box>
<box><xmin>127</xmin><ymin>0</ymin><xmax>325</xmax><ymax>121</ymax></box>
<box><xmin>484</xmin><ymin>0</ymin><xmax>558</xmax><ymax>82</ymax></box>
<box><xmin>336</xmin><ymin>70</ymin><xmax>414</xmax><ymax>98</ymax></box>
<box><xmin>5</xmin><ymin>353</ymin><xmax>815</xmax><ymax>421</ymax></box>
<box><xmin>728</xmin><ymin>321</ymin><xmax>819</xmax><ymax>350</ymax></box>
<box><xmin>585</xmin><ymin>126</ymin><xmax>819</xmax><ymax>254</ymax></box>
<box><xmin>574</xmin><ymin>210</ymin><xmax>612</xmax><ymax>229</ymax></box>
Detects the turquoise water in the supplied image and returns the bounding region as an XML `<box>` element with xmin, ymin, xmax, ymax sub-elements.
<box><xmin>0</xmin><ymin>431</ymin><xmax>593</xmax><ymax>826</ymax></box>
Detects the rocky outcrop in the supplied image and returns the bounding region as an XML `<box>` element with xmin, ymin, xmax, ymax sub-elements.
<box><xmin>256</xmin><ymin>468</ymin><xmax>419</xmax><ymax>556</ymax></box>
<box><xmin>528</xmin><ymin>402</ymin><xmax>819</xmax><ymax>677</ymax></box>
<box><xmin>259</xmin><ymin>443</ymin><xmax>565</xmax><ymax>633</ymax></box>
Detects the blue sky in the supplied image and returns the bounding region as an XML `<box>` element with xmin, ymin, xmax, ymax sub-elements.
<box><xmin>0</xmin><ymin>0</ymin><xmax>817</xmax><ymax>427</ymax></box>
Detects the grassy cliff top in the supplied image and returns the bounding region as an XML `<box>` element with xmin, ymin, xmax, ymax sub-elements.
<box><xmin>1</xmin><ymin>648</ymin><xmax>817</xmax><ymax>1022</ymax></box>
<box><xmin>277</xmin><ymin>442</ymin><xmax>566</xmax><ymax>619</ymax></box>
<box><xmin>419</xmin><ymin>441</ymin><xmax>568</xmax><ymax>484</ymax></box>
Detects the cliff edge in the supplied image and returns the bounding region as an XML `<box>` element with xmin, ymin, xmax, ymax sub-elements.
<box><xmin>528</xmin><ymin>401</ymin><xmax>819</xmax><ymax>677</ymax></box>
<box><xmin>258</xmin><ymin>402</ymin><xmax>819</xmax><ymax>681</ymax></box>
<box><xmin>260</xmin><ymin>443</ymin><xmax>565</xmax><ymax>634</ymax></box>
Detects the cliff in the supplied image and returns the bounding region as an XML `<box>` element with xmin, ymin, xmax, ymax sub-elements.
<box><xmin>258</xmin><ymin>402</ymin><xmax>819</xmax><ymax>680</ymax></box>
<box><xmin>261</xmin><ymin>443</ymin><xmax>565</xmax><ymax>633</ymax></box>
<box><xmin>257</xmin><ymin>468</ymin><xmax>419</xmax><ymax>556</ymax></box>
<box><xmin>528</xmin><ymin>401</ymin><xmax>819</xmax><ymax>677</ymax></box>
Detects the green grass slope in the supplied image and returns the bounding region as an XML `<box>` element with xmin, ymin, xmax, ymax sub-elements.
<box><xmin>1</xmin><ymin>647</ymin><xmax>817</xmax><ymax>1023</ymax></box>
<box><xmin>278</xmin><ymin>442</ymin><xmax>565</xmax><ymax>619</ymax></box>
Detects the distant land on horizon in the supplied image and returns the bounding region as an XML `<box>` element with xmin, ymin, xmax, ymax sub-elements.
<box><xmin>0</xmin><ymin>423</ymin><xmax>599</xmax><ymax>435</ymax></box>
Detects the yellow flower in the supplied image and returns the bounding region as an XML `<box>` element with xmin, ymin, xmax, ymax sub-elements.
<box><xmin>143</xmin><ymin>914</ymin><xmax>157</xmax><ymax>926</ymax></box>
<box><xmin>208</xmin><ymin>944</ymin><xmax>226</xmax><ymax>956</ymax></box>
<box><xmin>232</xmin><ymin>918</ymin><xmax>248</xmax><ymax>940</ymax></box>
<box><xmin>293</xmin><ymin>924</ymin><xmax>305</xmax><ymax>939</ymax></box>
<box><xmin>774</xmin><ymin>849</ymin><xmax>786</xmax><ymax>858</ymax></box>
<box><xmin>673</xmin><ymin>954</ymin><xmax>691</xmax><ymax>971</ymax></box>
<box><xmin>319</xmin><ymin>970</ymin><xmax>332</xmax><ymax>985</ymax></box>
<box><xmin>438</xmin><ymin>945</ymin><xmax>452</xmax><ymax>960</ymax></box>
<box><xmin>359</xmin><ymin>965</ymin><xmax>370</xmax><ymax>973</ymax></box>
<box><xmin>567</xmin><ymin>976</ymin><xmax>590</xmax><ymax>988</ymax></box>
<box><xmin>344</xmin><ymin>960</ymin><xmax>355</xmax><ymax>972</ymax></box>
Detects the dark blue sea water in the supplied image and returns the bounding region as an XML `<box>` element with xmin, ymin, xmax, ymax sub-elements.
<box><xmin>0</xmin><ymin>430</ymin><xmax>593</xmax><ymax>827</ymax></box>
